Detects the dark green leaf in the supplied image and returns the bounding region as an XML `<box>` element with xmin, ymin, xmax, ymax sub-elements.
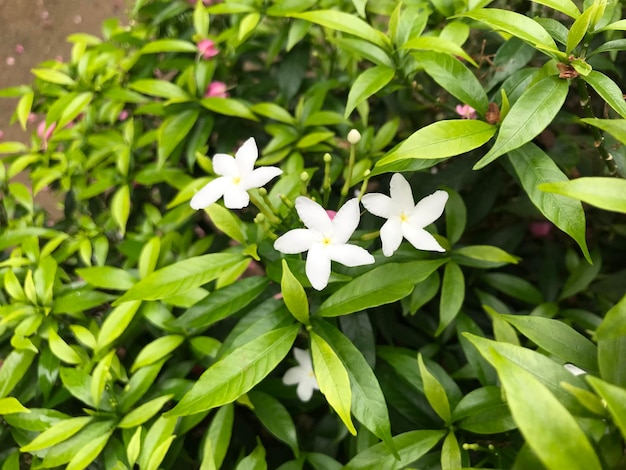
<box><xmin>249</xmin><ymin>391</ymin><xmax>299</xmax><ymax>456</ymax></box>
<box><xmin>583</xmin><ymin>71</ymin><xmax>626</xmax><ymax>119</ymax></box>
<box><xmin>436</xmin><ymin>262</ymin><xmax>465</xmax><ymax>335</ymax></box>
<box><xmin>344</xmin><ymin>66</ymin><xmax>395</xmax><ymax>118</ymax></box>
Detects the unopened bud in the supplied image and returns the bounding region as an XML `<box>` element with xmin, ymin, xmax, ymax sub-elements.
<box><xmin>300</xmin><ymin>171</ymin><xmax>309</xmax><ymax>182</ymax></box>
<box><xmin>323</xmin><ymin>153</ymin><xmax>332</xmax><ymax>163</ymax></box>
<box><xmin>347</xmin><ymin>129</ymin><xmax>361</xmax><ymax>144</ymax></box>
<box><xmin>258</xmin><ymin>187</ymin><xmax>268</xmax><ymax>196</ymax></box>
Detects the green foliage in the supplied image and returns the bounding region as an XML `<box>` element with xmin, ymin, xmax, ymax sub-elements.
<box><xmin>1</xmin><ymin>0</ymin><xmax>626</xmax><ymax>468</ymax></box>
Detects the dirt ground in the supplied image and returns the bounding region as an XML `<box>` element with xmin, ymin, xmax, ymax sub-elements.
<box><xmin>0</xmin><ymin>0</ymin><xmax>124</xmax><ymax>142</ymax></box>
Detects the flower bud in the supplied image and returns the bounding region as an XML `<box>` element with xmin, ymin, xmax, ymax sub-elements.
<box><xmin>347</xmin><ymin>129</ymin><xmax>361</xmax><ymax>145</ymax></box>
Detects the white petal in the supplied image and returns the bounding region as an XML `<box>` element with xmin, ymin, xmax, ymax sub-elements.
<box><xmin>283</xmin><ymin>366</ymin><xmax>304</xmax><ymax>385</ymax></box>
<box><xmin>223</xmin><ymin>186</ymin><xmax>250</xmax><ymax>209</ymax></box>
<box><xmin>243</xmin><ymin>166</ymin><xmax>282</xmax><ymax>190</ymax></box>
<box><xmin>305</xmin><ymin>243</ymin><xmax>331</xmax><ymax>290</ymax></box>
<box><xmin>295</xmin><ymin>197</ymin><xmax>333</xmax><ymax>235</ymax></box>
<box><xmin>564</xmin><ymin>364</ymin><xmax>586</xmax><ymax>376</ymax></box>
<box><xmin>331</xmin><ymin>198</ymin><xmax>360</xmax><ymax>244</ymax></box>
<box><xmin>327</xmin><ymin>244</ymin><xmax>375</xmax><ymax>267</ymax></box>
<box><xmin>402</xmin><ymin>224</ymin><xmax>445</xmax><ymax>252</ymax></box>
<box><xmin>274</xmin><ymin>229</ymin><xmax>317</xmax><ymax>254</ymax></box>
<box><xmin>389</xmin><ymin>173</ymin><xmax>415</xmax><ymax>211</ymax></box>
<box><xmin>212</xmin><ymin>153</ymin><xmax>238</xmax><ymax>177</ymax></box>
<box><xmin>297</xmin><ymin>379</ymin><xmax>316</xmax><ymax>401</ymax></box>
<box><xmin>411</xmin><ymin>190</ymin><xmax>449</xmax><ymax>227</ymax></box>
<box><xmin>235</xmin><ymin>137</ymin><xmax>258</xmax><ymax>175</ymax></box>
<box><xmin>379</xmin><ymin>218</ymin><xmax>404</xmax><ymax>256</ymax></box>
<box><xmin>361</xmin><ymin>193</ymin><xmax>394</xmax><ymax>219</ymax></box>
<box><xmin>293</xmin><ymin>347</ymin><xmax>311</xmax><ymax>367</ymax></box>
<box><xmin>189</xmin><ymin>177</ymin><xmax>230</xmax><ymax>209</ymax></box>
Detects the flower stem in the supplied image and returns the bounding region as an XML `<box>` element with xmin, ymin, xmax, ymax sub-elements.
<box><xmin>249</xmin><ymin>191</ymin><xmax>282</xmax><ymax>225</ymax></box>
<box><xmin>340</xmin><ymin>144</ymin><xmax>356</xmax><ymax>205</ymax></box>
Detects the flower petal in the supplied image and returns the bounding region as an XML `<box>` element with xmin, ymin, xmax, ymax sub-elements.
<box><xmin>411</xmin><ymin>190</ymin><xmax>449</xmax><ymax>227</ymax></box>
<box><xmin>212</xmin><ymin>153</ymin><xmax>238</xmax><ymax>177</ymax></box>
<box><xmin>379</xmin><ymin>218</ymin><xmax>404</xmax><ymax>256</ymax></box>
<box><xmin>293</xmin><ymin>347</ymin><xmax>311</xmax><ymax>367</ymax></box>
<box><xmin>297</xmin><ymin>379</ymin><xmax>316</xmax><ymax>401</ymax></box>
<box><xmin>243</xmin><ymin>166</ymin><xmax>282</xmax><ymax>190</ymax></box>
<box><xmin>390</xmin><ymin>173</ymin><xmax>415</xmax><ymax>211</ymax></box>
<box><xmin>327</xmin><ymin>244</ymin><xmax>375</xmax><ymax>267</ymax></box>
<box><xmin>235</xmin><ymin>137</ymin><xmax>258</xmax><ymax>175</ymax></box>
<box><xmin>283</xmin><ymin>366</ymin><xmax>304</xmax><ymax>385</ymax></box>
<box><xmin>402</xmin><ymin>224</ymin><xmax>445</xmax><ymax>252</ymax></box>
<box><xmin>331</xmin><ymin>198</ymin><xmax>360</xmax><ymax>244</ymax></box>
<box><xmin>295</xmin><ymin>197</ymin><xmax>333</xmax><ymax>235</ymax></box>
<box><xmin>305</xmin><ymin>243</ymin><xmax>331</xmax><ymax>290</ymax></box>
<box><xmin>223</xmin><ymin>186</ymin><xmax>250</xmax><ymax>209</ymax></box>
<box><xmin>274</xmin><ymin>229</ymin><xmax>317</xmax><ymax>254</ymax></box>
<box><xmin>189</xmin><ymin>177</ymin><xmax>230</xmax><ymax>209</ymax></box>
<box><xmin>361</xmin><ymin>193</ymin><xmax>394</xmax><ymax>219</ymax></box>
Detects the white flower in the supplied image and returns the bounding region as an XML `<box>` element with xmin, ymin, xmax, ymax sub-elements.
<box><xmin>283</xmin><ymin>348</ymin><xmax>319</xmax><ymax>402</ymax></box>
<box><xmin>273</xmin><ymin>197</ymin><xmax>375</xmax><ymax>290</ymax></box>
<box><xmin>361</xmin><ymin>173</ymin><xmax>448</xmax><ymax>257</ymax></box>
<box><xmin>190</xmin><ymin>137</ymin><xmax>282</xmax><ymax>210</ymax></box>
<box><xmin>347</xmin><ymin>129</ymin><xmax>361</xmax><ymax>144</ymax></box>
<box><xmin>564</xmin><ymin>364</ymin><xmax>586</xmax><ymax>376</ymax></box>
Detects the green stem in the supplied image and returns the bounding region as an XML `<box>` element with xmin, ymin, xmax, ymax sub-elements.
<box><xmin>249</xmin><ymin>192</ymin><xmax>281</xmax><ymax>225</ymax></box>
<box><xmin>339</xmin><ymin>145</ymin><xmax>356</xmax><ymax>205</ymax></box>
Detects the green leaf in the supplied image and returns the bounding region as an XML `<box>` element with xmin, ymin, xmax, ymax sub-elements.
<box><xmin>21</xmin><ymin>416</ymin><xmax>93</xmax><ymax>452</ymax></box>
<box><xmin>16</xmin><ymin>91</ymin><xmax>34</xmax><ymax>130</ymax></box>
<box><xmin>454</xmin><ymin>245</ymin><xmax>520</xmax><ymax>266</ymax></box>
<box><xmin>97</xmin><ymin>300</ymin><xmax>142</xmax><ymax>350</ymax></box>
<box><xmin>118</xmin><ymin>394</ymin><xmax>174</xmax><ymax>428</ymax></box>
<box><xmin>508</xmin><ymin>143</ymin><xmax>590</xmax><ymax>262</ymax></box>
<box><xmin>313</xmin><ymin>320</ymin><xmax>395</xmax><ymax>453</ymax></box>
<box><xmin>138</xmin><ymin>416</ymin><xmax>177</xmax><ymax>470</ymax></box>
<box><xmin>475</xmin><ymin>76</ymin><xmax>569</xmax><ymax>169</ymax></box>
<box><xmin>31</xmin><ymin>68</ymin><xmax>76</xmax><ymax>86</ymax></box>
<box><xmin>114</xmin><ymin>253</ymin><xmax>244</xmax><ymax>304</ymax></box>
<box><xmin>310</xmin><ymin>331</ymin><xmax>356</xmax><ymax>435</ymax></box>
<box><xmin>0</xmin><ymin>397</ymin><xmax>29</xmax><ymax>415</ymax></box>
<box><xmin>40</xmin><ymin>420</ymin><xmax>114</xmax><ymax>468</ymax></box>
<box><xmin>539</xmin><ymin>177</ymin><xmax>626</xmax><ymax>214</ymax></box>
<box><xmin>131</xmin><ymin>335</ymin><xmax>186</xmax><ymax>372</ymax></box>
<box><xmin>249</xmin><ymin>391</ymin><xmax>299</xmax><ymax>456</ymax></box>
<box><xmin>596</xmin><ymin>294</ymin><xmax>626</xmax><ymax>341</ymax></box>
<box><xmin>416</xmin><ymin>52</ymin><xmax>488</xmax><ymax>115</ymax></box>
<box><xmin>530</xmin><ymin>0</ymin><xmax>580</xmax><ymax>18</ymax></box>
<box><xmin>281</xmin><ymin>259</ymin><xmax>309</xmax><ymax>324</ymax></box>
<box><xmin>139</xmin><ymin>237</ymin><xmax>161</xmax><ymax>279</ymax></box>
<box><xmin>0</xmin><ymin>349</ymin><xmax>35</xmax><ymax>398</ymax></box>
<box><xmin>560</xmin><ymin>249</ymin><xmax>602</xmax><ymax>300</ymax></box>
<box><xmin>586</xmin><ymin>376</ymin><xmax>626</xmax><ymax>440</ymax></box>
<box><xmin>482</xmin><ymin>272</ymin><xmax>544</xmax><ymax>305</ymax></box>
<box><xmin>500</xmin><ymin>314</ymin><xmax>598</xmax><ymax>373</ymax></box>
<box><xmin>441</xmin><ymin>432</ymin><xmax>462</xmax><ymax>470</ymax></box>
<box><xmin>169</xmin><ymin>276</ymin><xmax>268</xmax><ymax>331</ymax></box>
<box><xmin>235</xmin><ymin>442</ymin><xmax>266</xmax><ymax>470</ymax></box>
<box><xmin>166</xmin><ymin>324</ymin><xmax>299</xmax><ymax>416</ymax></box>
<box><xmin>158</xmin><ymin>109</ymin><xmax>200</xmax><ymax>167</ymax></box>
<box><xmin>436</xmin><ymin>262</ymin><xmax>465</xmax><ymax>335</ymax></box>
<box><xmin>76</xmin><ymin>266</ymin><xmax>136</xmax><ymax>291</ymax></box>
<box><xmin>91</xmin><ymin>350</ymin><xmax>115</xmax><ymax>407</ymax></box>
<box><xmin>200</xmin><ymin>98</ymin><xmax>258</xmax><ymax>121</ymax></box>
<box><xmin>580</xmin><ymin>117</ymin><xmax>626</xmax><ymax>145</ymax></box>
<box><xmin>418</xmin><ymin>354</ymin><xmax>451</xmax><ymax>423</ymax></box>
<box><xmin>145</xmin><ymin>436</ymin><xmax>176</xmax><ymax>470</ymax></box>
<box><xmin>344</xmin><ymin>66</ymin><xmax>395</xmax><ymax>118</ymax></box>
<box><xmin>378</xmin><ymin>120</ymin><xmax>495</xmax><ymax>166</ymax></box>
<box><xmin>343</xmin><ymin>430</ymin><xmax>446</xmax><ymax>470</ymax></box>
<box><xmin>60</xmin><ymin>368</ymin><xmax>94</xmax><ymax>408</ymax></box>
<box><xmin>48</xmin><ymin>328</ymin><xmax>82</xmax><ymax>365</ymax></box>
<box><xmin>318</xmin><ymin>259</ymin><xmax>445</xmax><ymax>317</ymax></box>
<box><xmin>250</xmin><ymin>103</ymin><xmax>295</xmax><ymax>124</ymax></box>
<box><xmin>598</xmin><ymin>335</ymin><xmax>626</xmax><ymax>387</ymax></box>
<box><xmin>566</xmin><ymin>4</ymin><xmax>597</xmax><ymax>53</ymax></box>
<box><xmin>487</xmin><ymin>349</ymin><xmax>602</xmax><ymax>470</ymax></box>
<box><xmin>111</xmin><ymin>185</ymin><xmax>131</xmax><ymax>236</ymax></box>
<box><xmin>289</xmin><ymin>10</ymin><xmax>390</xmax><ymax>50</ymax></box>
<box><xmin>58</xmin><ymin>92</ymin><xmax>92</xmax><ymax>129</ymax></box>
<box><xmin>201</xmin><ymin>404</ymin><xmax>234</xmax><ymax>470</ymax></box>
<box><xmin>129</xmin><ymin>79</ymin><xmax>191</xmax><ymax>100</ymax></box>
<box><xmin>460</xmin><ymin>9</ymin><xmax>560</xmax><ymax>56</ymax></box>
<box><xmin>583</xmin><ymin>71</ymin><xmax>626</xmax><ymax>119</ymax></box>
<box><xmin>0</xmin><ymin>142</ymin><xmax>28</xmax><ymax>154</ymax></box>
<box><xmin>404</xmin><ymin>37</ymin><xmax>477</xmax><ymax>66</ymax></box>
<box><xmin>140</xmin><ymin>39</ymin><xmax>197</xmax><ymax>54</ymax></box>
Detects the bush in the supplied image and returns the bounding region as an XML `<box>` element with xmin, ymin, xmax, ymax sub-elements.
<box><xmin>1</xmin><ymin>0</ymin><xmax>626</xmax><ymax>468</ymax></box>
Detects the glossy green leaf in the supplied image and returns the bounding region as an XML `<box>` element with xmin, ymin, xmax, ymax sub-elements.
<box><xmin>139</xmin><ymin>236</ymin><xmax>161</xmax><ymax>279</ymax></box>
<box><xmin>416</xmin><ymin>51</ymin><xmax>488</xmax><ymax>115</ymax></box>
<box><xmin>461</xmin><ymin>9</ymin><xmax>560</xmax><ymax>56</ymax></box>
<box><xmin>313</xmin><ymin>319</ymin><xmax>394</xmax><ymax>452</ymax></box>
<box><xmin>404</xmin><ymin>36</ymin><xmax>476</xmax><ymax>66</ymax></box>
<box><xmin>60</xmin><ymin>368</ymin><xmax>94</xmax><ymax>408</ymax></box>
<box><xmin>158</xmin><ymin>109</ymin><xmax>200</xmax><ymax>167</ymax></box>
<box><xmin>586</xmin><ymin>376</ymin><xmax>626</xmax><ymax>440</ymax></box>
<box><xmin>509</xmin><ymin>143</ymin><xmax>590</xmax><ymax>262</ymax></box>
<box><xmin>111</xmin><ymin>185</ymin><xmax>131</xmax><ymax>236</ymax></box>
<box><xmin>475</xmin><ymin>76</ymin><xmax>568</xmax><ymax>169</ymax></box>
<box><xmin>145</xmin><ymin>436</ymin><xmax>176</xmax><ymax>470</ymax></box>
<box><xmin>65</xmin><ymin>427</ymin><xmax>113</xmax><ymax>470</ymax></box>
<box><xmin>97</xmin><ymin>300</ymin><xmax>142</xmax><ymax>350</ymax></box>
<box><xmin>0</xmin><ymin>141</ymin><xmax>28</xmax><ymax>154</ymax></box>
<box><xmin>539</xmin><ymin>177</ymin><xmax>626</xmax><ymax>214</ymax></box>
<box><xmin>31</xmin><ymin>68</ymin><xmax>76</xmax><ymax>86</ymax></box>
<box><xmin>453</xmin><ymin>386</ymin><xmax>515</xmax><ymax>434</ymax></box>
<box><xmin>249</xmin><ymin>391</ymin><xmax>299</xmax><ymax>456</ymax></box>
<box><xmin>130</xmin><ymin>79</ymin><xmax>191</xmax><ymax>100</ymax></box>
<box><xmin>235</xmin><ymin>442</ymin><xmax>266</xmax><ymax>470</ymax></box>
<box><xmin>39</xmin><ymin>420</ymin><xmax>114</xmax><ymax>468</ymax></box>
<box><xmin>0</xmin><ymin>397</ymin><xmax>29</xmax><ymax>415</ymax></box>
<box><xmin>16</xmin><ymin>91</ymin><xmax>34</xmax><ymax>130</ymax></box>
<box><xmin>598</xmin><ymin>335</ymin><xmax>626</xmax><ymax>387</ymax></box>
<box><xmin>91</xmin><ymin>350</ymin><xmax>115</xmax><ymax>407</ymax></box>
<box><xmin>318</xmin><ymin>259</ymin><xmax>445</xmax><ymax>317</ymax></box>
<box><xmin>482</xmin><ymin>272</ymin><xmax>544</xmax><ymax>305</ymax></box>
<box><xmin>436</xmin><ymin>262</ymin><xmax>465</xmax><ymax>335</ymax></box>
<box><xmin>21</xmin><ymin>416</ymin><xmax>92</xmax><ymax>452</ymax></box>
<box><xmin>289</xmin><ymin>10</ymin><xmax>390</xmax><ymax>50</ymax></box>
<box><xmin>531</xmin><ymin>0</ymin><xmax>580</xmax><ymax>18</ymax></box>
<box><xmin>118</xmin><ymin>394</ymin><xmax>174</xmax><ymax>428</ymax></box>
<box><xmin>200</xmin><ymin>97</ymin><xmax>258</xmax><ymax>121</ymax></box>
<box><xmin>580</xmin><ymin>117</ymin><xmax>626</xmax><ymax>144</ymax></box>
<box><xmin>138</xmin><ymin>416</ymin><xmax>177</xmax><ymax>470</ymax></box>
<box><xmin>205</xmin><ymin>202</ymin><xmax>247</xmax><ymax>244</ymax></box>
<box><xmin>344</xmin><ymin>65</ymin><xmax>394</xmax><ymax>118</ymax></box>
<box><xmin>76</xmin><ymin>266</ymin><xmax>136</xmax><ymax>290</ymax></box>
<box><xmin>418</xmin><ymin>354</ymin><xmax>451</xmax><ymax>423</ymax></box>
<box><xmin>201</xmin><ymin>404</ymin><xmax>234</xmax><ymax>470</ymax></box>
<box><xmin>166</xmin><ymin>324</ymin><xmax>299</xmax><ymax>416</ymax></box>
<box><xmin>280</xmin><ymin>260</ymin><xmax>309</xmax><ymax>324</ymax></box>
<box><xmin>310</xmin><ymin>331</ymin><xmax>356</xmax><ymax>435</ymax></box>
<box><xmin>500</xmin><ymin>314</ymin><xmax>598</xmax><ymax>373</ymax></box>
<box><xmin>488</xmin><ymin>349</ymin><xmax>602</xmax><ymax>470</ymax></box>
<box><xmin>48</xmin><ymin>328</ymin><xmax>82</xmax><ymax>365</ymax></box>
<box><xmin>560</xmin><ymin>249</ymin><xmax>602</xmax><ymax>300</ymax></box>
<box><xmin>566</xmin><ymin>4</ymin><xmax>597</xmax><ymax>53</ymax></box>
<box><xmin>250</xmin><ymin>103</ymin><xmax>295</xmax><ymax>124</ymax></box>
<box><xmin>378</xmin><ymin>120</ymin><xmax>495</xmax><ymax>166</ymax></box>
<box><xmin>131</xmin><ymin>335</ymin><xmax>185</xmax><ymax>372</ymax></box>
<box><xmin>114</xmin><ymin>253</ymin><xmax>244</xmax><ymax>304</ymax></box>
<box><xmin>58</xmin><ymin>92</ymin><xmax>92</xmax><ymax>129</ymax></box>
<box><xmin>583</xmin><ymin>71</ymin><xmax>626</xmax><ymax>119</ymax></box>
<box><xmin>169</xmin><ymin>276</ymin><xmax>268</xmax><ymax>331</ymax></box>
<box><xmin>0</xmin><ymin>349</ymin><xmax>36</xmax><ymax>398</ymax></box>
<box><xmin>454</xmin><ymin>245</ymin><xmax>520</xmax><ymax>266</ymax></box>
<box><xmin>140</xmin><ymin>39</ymin><xmax>197</xmax><ymax>54</ymax></box>
<box><xmin>595</xmin><ymin>294</ymin><xmax>626</xmax><ymax>341</ymax></box>
<box><xmin>441</xmin><ymin>432</ymin><xmax>462</xmax><ymax>470</ymax></box>
<box><xmin>343</xmin><ymin>430</ymin><xmax>445</xmax><ymax>470</ymax></box>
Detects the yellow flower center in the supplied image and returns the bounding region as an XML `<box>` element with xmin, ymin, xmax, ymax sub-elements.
<box><xmin>232</xmin><ymin>176</ymin><xmax>241</xmax><ymax>185</ymax></box>
<box><xmin>400</xmin><ymin>212</ymin><xmax>409</xmax><ymax>222</ymax></box>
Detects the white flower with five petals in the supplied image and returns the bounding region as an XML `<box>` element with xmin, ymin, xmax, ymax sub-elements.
<box><xmin>283</xmin><ymin>348</ymin><xmax>319</xmax><ymax>402</ymax></box>
<box><xmin>274</xmin><ymin>197</ymin><xmax>375</xmax><ymax>290</ymax></box>
<box><xmin>361</xmin><ymin>173</ymin><xmax>448</xmax><ymax>257</ymax></box>
<box><xmin>190</xmin><ymin>137</ymin><xmax>282</xmax><ymax>210</ymax></box>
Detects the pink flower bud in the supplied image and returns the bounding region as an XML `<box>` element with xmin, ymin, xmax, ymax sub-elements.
<box><xmin>204</xmin><ymin>81</ymin><xmax>229</xmax><ymax>98</ymax></box>
<box><xmin>529</xmin><ymin>221</ymin><xmax>553</xmax><ymax>238</ymax></box>
<box><xmin>455</xmin><ymin>104</ymin><xmax>477</xmax><ymax>120</ymax></box>
<box><xmin>118</xmin><ymin>110</ymin><xmax>129</xmax><ymax>121</ymax></box>
<box><xmin>326</xmin><ymin>210</ymin><xmax>337</xmax><ymax>220</ymax></box>
<box><xmin>197</xmin><ymin>39</ymin><xmax>218</xmax><ymax>59</ymax></box>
